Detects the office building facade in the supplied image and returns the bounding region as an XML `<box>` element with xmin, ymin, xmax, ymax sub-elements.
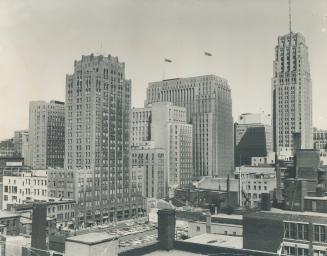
<box><xmin>132</xmin><ymin>102</ymin><xmax>193</xmax><ymax>192</ymax></box>
<box><xmin>146</xmin><ymin>75</ymin><xmax>233</xmax><ymax>177</ymax></box>
<box><xmin>234</xmin><ymin>166</ymin><xmax>276</xmax><ymax>208</ymax></box>
<box><xmin>272</xmin><ymin>32</ymin><xmax>313</xmax><ymax>157</ymax></box>
<box><xmin>65</xmin><ymin>54</ymin><xmax>139</xmax><ymax>223</ymax></box>
<box><xmin>28</xmin><ymin>100</ymin><xmax>65</xmax><ymax>169</ymax></box>
<box><xmin>131</xmin><ymin>143</ymin><xmax>166</xmax><ymax>199</ymax></box>
<box><xmin>2</xmin><ymin>170</ymin><xmax>48</xmax><ymax>210</ymax></box>
<box><xmin>47</xmin><ymin>168</ymin><xmax>144</xmax><ymax>226</ymax></box>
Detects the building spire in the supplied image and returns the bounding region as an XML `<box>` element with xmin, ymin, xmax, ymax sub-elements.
<box><xmin>289</xmin><ymin>0</ymin><xmax>292</xmax><ymax>34</ymax></box>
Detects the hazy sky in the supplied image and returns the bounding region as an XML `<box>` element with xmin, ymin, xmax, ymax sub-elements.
<box><xmin>0</xmin><ymin>0</ymin><xmax>326</xmax><ymax>140</ymax></box>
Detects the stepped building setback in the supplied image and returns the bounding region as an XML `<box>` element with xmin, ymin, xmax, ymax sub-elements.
<box><xmin>64</xmin><ymin>54</ymin><xmax>142</xmax><ymax>224</ymax></box>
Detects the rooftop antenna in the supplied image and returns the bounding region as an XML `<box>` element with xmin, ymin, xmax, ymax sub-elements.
<box><xmin>289</xmin><ymin>0</ymin><xmax>292</xmax><ymax>34</ymax></box>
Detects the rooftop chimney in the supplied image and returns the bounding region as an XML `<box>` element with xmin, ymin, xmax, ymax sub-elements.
<box><xmin>158</xmin><ymin>209</ymin><xmax>176</xmax><ymax>250</ymax></box>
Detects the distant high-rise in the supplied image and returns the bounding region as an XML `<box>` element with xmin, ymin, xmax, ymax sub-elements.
<box><xmin>146</xmin><ymin>75</ymin><xmax>233</xmax><ymax>177</ymax></box>
<box><xmin>13</xmin><ymin>130</ymin><xmax>29</xmax><ymax>160</ymax></box>
<box><xmin>65</xmin><ymin>54</ymin><xmax>138</xmax><ymax>222</ymax></box>
<box><xmin>28</xmin><ymin>100</ymin><xmax>65</xmax><ymax>169</ymax></box>
<box><xmin>0</xmin><ymin>138</ymin><xmax>15</xmax><ymax>157</ymax></box>
<box><xmin>272</xmin><ymin>32</ymin><xmax>313</xmax><ymax>157</ymax></box>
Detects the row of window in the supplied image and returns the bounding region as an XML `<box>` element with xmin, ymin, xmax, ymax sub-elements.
<box><xmin>284</xmin><ymin>222</ymin><xmax>327</xmax><ymax>243</ymax></box>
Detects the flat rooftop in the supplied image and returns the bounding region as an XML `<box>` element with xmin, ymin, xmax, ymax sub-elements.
<box><xmin>144</xmin><ymin>250</ymin><xmax>205</xmax><ymax>256</ymax></box>
<box><xmin>304</xmin><ymin>196</ymin><xmax>327</xmax><ymax>200</ymax></box>
<box><xmin>269</xmin><ymin>208</ymin><xmax>327</xmax><ymax>217</ymax></box>
<box><xmin>66</xmin><ymin>232</ymin><xmax>118</xmax><ymax>245</ymax></box>
<box><xmin>211</xmin><ymin>213</ymin><xmax>243</xmax><ymax>220</ymax></box>
<box><xmin>0</xmin><ymin>210</ymin><xmax>20</xmax><ymax>219</ymax></box>
<box><xmin>184</xmin><ymin>233</ymin><xmax>243</xmax><ymax>249</ymax></box>
<box><xmin>245</xmin><ymin>208</ymin><xmax>327</xmax><ymax>222</ymax></box>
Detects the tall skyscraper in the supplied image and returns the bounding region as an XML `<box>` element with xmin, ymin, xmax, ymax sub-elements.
<box><xmin>28</xmin><ymin>100</ymin><xmax>65</xmax><ymax>169</ymax></box>
<box><xmin>272</xmin><ymin>32</ymin><xmax>313</xmax><ymax>157</ymax></box>
<box><xmin>234</xmin><ymin>112</ymin><xmax>273</xmax><ymax>166</ymax></box>
<box><xmin>65</xmin><ymin>54</ymin><xmax>139</xmax><ymax>222</ymax></box>
<box><xmin>146</xmin><ymin>75</ymin><xmax>233</xmax><ymax>177</ymax></box>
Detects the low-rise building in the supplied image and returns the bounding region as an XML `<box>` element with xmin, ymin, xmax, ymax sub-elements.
<box><xmin>251</xmin><ymin>153</ymin><xmax>275</xmax><ymax>166</ymax></box>
<box><xmin>188</xmin><ymin>214</ymin><xmax>243</xmax><ymax>238</ymax></box>
<box><xmin>131</xmin><ymin>142</ymin><xmax>166</xmax><ymax>199</ymax></box>
<box><xmin>283</xmin><ymin>178</ymin><xmax>317</xmax><ymax>211</ymax></box>
<box><xmin>243</xmin><ymin>209</ymin><xmax>327</xmax><ymax>255</ymax></box>
<box><xmin>0</xmin><ymin>166</ymin><xmax>32</xmax><ymax>209</ymax></box>
<box><xmin>184</xmin><ymin>233</ymin><xmax>243</xmax><ymax>250</ymax></box>
<box><xmin>275</xmin><ymin>159</ymin><xmax>295</xmax><ymax>205</ymax></box>
<box><xmin>313</xmin><ymin>128</ymin><xmax>327</xmax><ymax>150</ymax></box>
<box><xmin>0</xmin><ymin>210</ymin><xmax>20</xmax><ymax>235</ymax></box>
<box><xmin>2</xmin><ymin>170</ymin><xmax>48</xmax><ymax>210</ymax></box>
<box><xmin>196</xmin><ymin>176</ymin><xmax>239</xmax><ymax>191</ymax></box>
<box><xmin>0</xmin><ymin>156</ymin><xmax>24</xmax><ymax>168</ymax></box>
<box><xmin>304</xmin><ymin>196</ymin><xmax>327</xmax><ymax>213</ymax></box>
<box><xmin>7</xmin><ymin>198</ymin><xmax>76</xmax><ymax>226</ymax></box>
<box><xmin>235</xmin><ymin>166</ymin><xmax>276</xmax><ymax>208</ymax></box>
<box><xmin>47</xmin><ymin>169</ymin><xmax>144</xmax><ymax>227</ymax></box>
<box><xmin>47</xmin><ymin>169</ymin><xmax>95</xmax><ymax>226</ymax></box>
<box><xmin>65</xmin><ymin>233</ymin><xmax>118</xmax><ymax>256</ymax></box>
<box><xmin>174</xmin><ymin>188</ymin><xmax>238</xmax><ymax>211</ymax></box>
<box><xmin>295</xmin><ymin>149</ymin><xmax>320</xmax><ymax>180</ymax></box>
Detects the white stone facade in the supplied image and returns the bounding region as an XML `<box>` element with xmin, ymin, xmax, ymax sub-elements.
<box><xmin>272</xmin><ymin>33</ymin><xmax>313</xmax><ymax>156</ymax></box>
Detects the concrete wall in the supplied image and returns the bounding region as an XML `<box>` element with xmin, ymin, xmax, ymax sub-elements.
<box><xmin>175</xmin><ymin>241</ymin><xmax>277</xmax><ymax>256</ymax></box>
<box><xmin>296</xmin><ymin>150</ymin><xmax>320</xmax><ymax>179</ymax></box>
<box><xmin>243</xmin><ymin>215</ymin><xmax>283</xmax><ymax>253</ymax></box>
<box><xmin>188</xmin><ymin>221</ymin><xmax>242</xmax><ymax>237</ymax></box>
<box><xmin>304</xmin><ymin>198</ymin><xmax>327</xmax><ymax>213</ymax></box>
<box><xmin>65</xmin><ymin>240</ymin><xmax>118</xmax><ymax>256</ymax></box>
<box><xmin>119</xmin><ymin>241</ymin><xmax>277</xmax><ymax>256</ymax></box>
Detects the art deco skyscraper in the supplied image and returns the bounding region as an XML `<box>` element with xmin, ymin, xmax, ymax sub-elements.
<box><xmin>146</xmin><ymin>75</ymin><xmax>233</xmax><ymax>177</ymax></box>
<box><xmin>272</xmin><ymin>32</ymin><xmax>313</xmax><ymax>157</ymax></box>
<box><xmin>65</xmin><ymin>54</ymin><xmax>139</xmax><ymax>222</ymax></box>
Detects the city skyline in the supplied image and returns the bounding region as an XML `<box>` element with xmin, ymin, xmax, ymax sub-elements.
<box><xmin>1</xmin><ymin>0</ymin><xmax>327</xmax><ymax>140</ymax></box>
<box><xmin>2</xmin><ymin>2</ymin><xmax>327</xmax><ymax>256</ymax></box>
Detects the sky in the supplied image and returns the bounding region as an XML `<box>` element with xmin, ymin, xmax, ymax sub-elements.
<box><xmin>0</xmin><ymin>0</ymin><xmax>326</xmax><ymax>140</ymax></box>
